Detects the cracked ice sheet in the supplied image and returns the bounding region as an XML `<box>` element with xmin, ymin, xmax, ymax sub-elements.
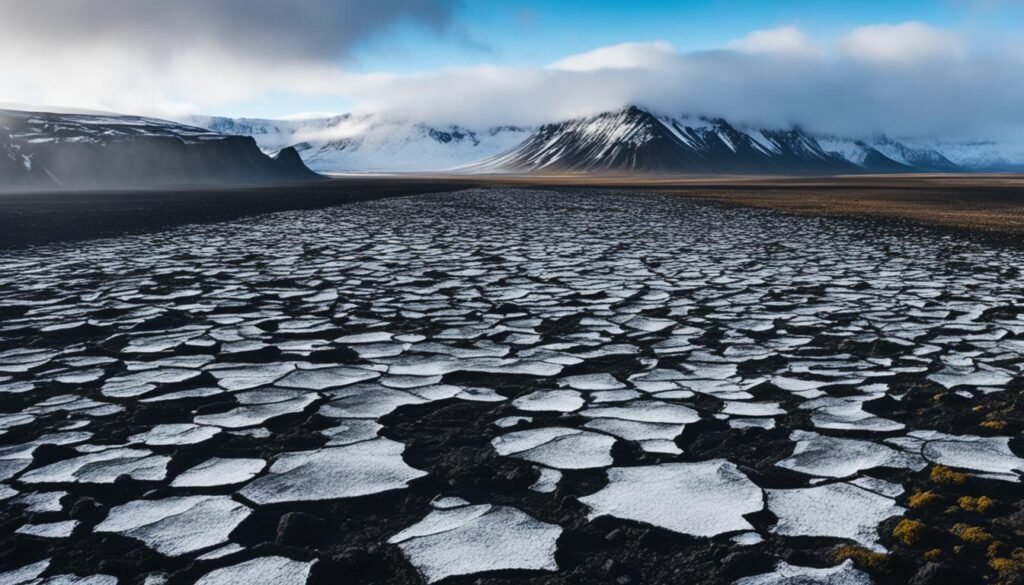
<box><xmin>580</xmin><ymin>460</ymin><xmax>763</xmax><ymax>537</ymax></box>
<box><xmin>777</xmin><ymin>431</ymin><xmax>926</xmax><ymax>478</ymax></box>
<box><xmin>239</xmin><ymin>438</ymin><xmax>426</xmax><ymax>504</ymax></box>
<box><xmin>491</xmin><ymin>427</ymin><xmax>615</xmax><ymax>469</ymax></box>
<box><xmin>95</xmin><ymin>495</ymin><xmax>249</xmax><ymax>556</ymax></box>
<box><xmin>194</xmin><ymin>556</ymin><xmax>316</xmax><ymax>585</ymax></box>
<box><xmin>389</xmin><ymin>503</ymin><xmax>561</xmax><ymax>583</ymax></box>
<box><xmin>735</xmin><ymin>560</ymin><xmax>872</xmax><ymax>585</ymax></box>
<box><xmin>768</xmin><ymin>482</ymin><xmax>903</xmax><ymax>550</ymax></box>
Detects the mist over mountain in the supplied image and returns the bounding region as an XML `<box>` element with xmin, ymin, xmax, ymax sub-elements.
<box><xmin>187</xmin><ymin>105</ymin><xmax>1024</xmax><ymax>175</ymax></box>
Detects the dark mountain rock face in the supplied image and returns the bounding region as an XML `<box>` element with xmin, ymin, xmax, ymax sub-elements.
<box><xmin>0</xmin><ymin>109</ymin><xmax>319</xmax><ymax>191</ymax></box>
<box><xmin>475</xmin><ymin>106</ymin><xmax>967</xmax><ymax>175</ymax></box>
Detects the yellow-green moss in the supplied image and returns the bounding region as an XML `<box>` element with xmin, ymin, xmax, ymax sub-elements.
<box><xmin>931</xmin><ymin>465</ymin><xmax>968</xmax><ymax>486</ymax></box>
<box><xmin>893</xmin><ymin>519</ymin><xmax>927</xmax><ymax>546</ymax></box>
<box><xmin>923</xmin><ymin>548</ymin><xmax>944</xmax><ymax>562</ymax></box>
<box><xmin>959</xmin><ymin>495</ymin><xmax>996</xmax><ymax>514</ymax></box>
<box><xmin>908</xmin><ymin>490</ymin><xmax>942</xmax><ymax>509</ymax></box>
<box><xmin>988</xmin><ymin>541</ymin><xmax>1008</xmax><ymax>559</ymax></box>
<box><xmin>952</xmin><ymin>523</ymin><xmax>994</xmax><ymax>544</ymax></box>
<box><xmin>833</xmin><ymin>546</ymin><xmax>891</xmax><ymax>573</ymax></box>
<box><xmin>980</xmin><ymin>419</ymin><xmax>1007</xmax><ymax>431</ymax></box>
<box><xmin>988</xmin><ymin>550</ymin><xmax>1024</xmax><ymax>579</ymax></box>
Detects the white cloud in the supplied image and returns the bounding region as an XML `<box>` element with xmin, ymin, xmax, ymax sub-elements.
<box><xmin>548</xmin><ymin>42</ymin><xmax>678</xmax><ymax>71</ymax></box>
<box><xmin>0</xmin><ymin>8</ymin><xmax>1020</xmax><ymax>141</ymax></box>
<box><xmin>343</xmin><ymin>28</ymin><xmax>1024</xmax><ymax>140</ymax></box>
<box><xmin>727</xmin><ymin>26</ymin><xmax>821</xmax><ymax>57</ymax></box>
<box><xmin>0</xmin><ymin>0</ymin><xmax>459</xmax><ymax>115</ymax></box>
<box><xmin>838</xmin><ymin>22</ymin><xmax>966</xmax><ymax>63</ymax></box>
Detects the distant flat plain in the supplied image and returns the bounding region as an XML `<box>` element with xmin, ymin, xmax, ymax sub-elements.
<box><xmin>1</xmin><ymin>174</ymin><xmax>1022</xmax><ymax>248</ymax></box>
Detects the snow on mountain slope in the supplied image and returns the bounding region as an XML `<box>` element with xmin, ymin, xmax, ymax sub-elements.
<box><xmin>0</xmin><ymin>109</ymin><xmax>317</xmax><ymax>190</ymax></box>
<box><xmin>898</xmin><ymin>138</ymin><xmax>1024</xmax><ymax>171</ymax></box>
<box><xmin>474</xmin><ymin>106</ymin><xmax>857</xmax><ymax>174</ymax></box>
<box><xmin>186</xmin><ymin>114</ymin><xmax>532</xmax><ymax>173</ymax></box>
<box><xmin>189</xmin><ymin>105</ymin><xmax>1024</xmax><ymax>174</ymax></box>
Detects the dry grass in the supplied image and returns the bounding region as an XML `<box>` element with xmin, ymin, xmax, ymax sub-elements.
<box><xmin>451</xmin><ymin>173</ymin><xmax>1024</xmax><ymax>234</ymax></box>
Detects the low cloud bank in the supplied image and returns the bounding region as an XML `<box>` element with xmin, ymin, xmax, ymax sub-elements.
<box><xmin>0</xmin><ymin>3</ymin><xmax>1020</xmax><ymax>140</ymax></box>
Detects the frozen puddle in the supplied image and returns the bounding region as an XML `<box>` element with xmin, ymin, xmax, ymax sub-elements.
<box><xmin>580</xmin><ymin>461</ymin><xmax>763</xmax><ymax>536</ymax></box>
<box><xmin>389</xmin><ymin>501</ymin><xmax>561</xmax><ymax>583</ymax></box>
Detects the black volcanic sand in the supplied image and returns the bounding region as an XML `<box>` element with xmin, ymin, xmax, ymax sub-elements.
<box><xmin>0</xmin><ymin>178</ymin><xmax>470</xmax><ymax>249</ymax></box>
<box><xmin>0</xmin><ymin>188</ymin><xmax>1022</xmax><ymax>585</ymax></box>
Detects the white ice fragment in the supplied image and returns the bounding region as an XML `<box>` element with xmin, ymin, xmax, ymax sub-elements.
<box><xmin>492</xmin><ymin>427</ymin><xmax>615</xmax><ymax>469</ymax></box>
<box><xmin>767</xmin><ymin>482</ymin><xmax>903</xmax><ymax>550</ymax></box>
<box><xmin>171</xmin><ymin>458</ymin><xmax>266</xmax><ymax>487</ymax></box>
<box><xmin>530</xmin><ymin>467</ymin><xmax>563</xmax><ymax>493</ymax></box>
<box><xmin>16</xmin><ymin>520</ymin><xmax>78</xmax><ymax>538</ymax></box>
<box><xmin>582</xmin><ymin>401</ymin><xmax>699</xmax><ymax>424</ymax></box>
<box><xmin>276</xmin><ymin>365</ymin><xmax>380</xmax><ymax>390</ymax></box>
<box><xmin>194</xmin><ymin>556</ymin><xmax>315</xmax><ymax>585</ymax></box>
<box><xmin>95</xmin><ymin>496</ymin><xmax>249</xmax><ymax>556</ymax></box>
<box><xmin>194</xmin><ymin>389</ymin><xmax>316</xmax><ymax>428</ymax></box>
<box><xmin>722</xmin><ymin>402</ymin><xmax>785</xmax><ymax>417</ymax></box>
<box><xmin>129</xmin><ymin>424</ymin><xmax>220</xmax><ymax>446</ymax></box>
<box><xmin>0</xmin><ymin>559</ymin><xmax>49</xmax><ymax>583</ymax></box>
<box><xmin>239</xmin><ymin>438</ymin><xmax>426</xmax><ymax>504</ymax></box>
<box><xmin>917</xmin><ymin>432</ymin><xmax>1024</xmax><ymax>479</ymax></box>
<box><xmin>731</xmin><ymin>532</ymin><xmax>764</xmax><ymax>546</ymax></box>
<box><xmin>322</xmin><ymin>420</ymin><xmax>382</xmax><ymax>446</ymax></box>
<box><xmin>581</xmin><ymin>460</ymin><xmax>763</xmax><ymax>537</ymax></box>
<box><xmin>560</xmin><ymin>374</ymin><xmax>624</xmax><ymax>391</ymax></box>
<box><xmin>736</xmin><ymin>560</ymin><xmax>872</xmax><ymax>585</ymax></box>
<box><xmin>512</xmin><ymin>390</ymin><xmax>584</xmax><ymax>412</ymax></box>
<box><xmin>389</xmin><ymin>504</ymin><xmax>561</xmax><ymax>583</ymax></box>
<box><xmin>20</xmin><ymin>448</ymin><xmax>169</xmax><ymax>484</ymax></box>
<box><xmin>777</xmin><ymin>431</ymin><xmax>926</xmax><ymax>478</ymax></box>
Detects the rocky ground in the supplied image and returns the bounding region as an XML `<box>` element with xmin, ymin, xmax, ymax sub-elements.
<box><xmin>0</xmin><ymin>188</ymin><xmax>1021</xmax><ymax>585</ymax></box>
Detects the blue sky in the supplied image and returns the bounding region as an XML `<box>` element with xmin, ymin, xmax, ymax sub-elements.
<box><xmin>351</xmin><ymin>0</ymin><xmax>1015</xmax><ymax>71</ymax></box>
<box><xmin>226</xmin><ymin>0</ymin><xmax>1024</xmax><ymax>118</ymax></box>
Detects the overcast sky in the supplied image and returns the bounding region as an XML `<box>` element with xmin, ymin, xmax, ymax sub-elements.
<box><xmin>0</xmin><ymin>0</ymin><xmax>1023</xmax><ymax>138</ymax></box>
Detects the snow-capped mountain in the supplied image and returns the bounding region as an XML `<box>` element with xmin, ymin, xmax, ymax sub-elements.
<box><xmin>0</xmin><ymin>109</ymin><xmax>317</xmax><ymax>190</ymax></box>
<box><xmin>474</xmin><ymin>106</ymin><xmax>977</xmax><ymax>174</ymax></box>
<box><xmin>185</xmin><ymin>114</ymin><xmax>532</xmax><ymax>174</ymax></box>
<box><xmin>189</xmin><ymin>105</ymin><xmax>1024</xmax><ymax>175</ymax></box>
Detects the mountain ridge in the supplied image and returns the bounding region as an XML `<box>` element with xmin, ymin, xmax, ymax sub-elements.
<box><xmin>189</xmin><ymin>105</ymin><xmax>1024</xmax><ymax>175</ymax></box>
<box><xmin>0</xmin><ymin>109</ymin><xmax>320</xmax><ymax>191</ymax></box>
